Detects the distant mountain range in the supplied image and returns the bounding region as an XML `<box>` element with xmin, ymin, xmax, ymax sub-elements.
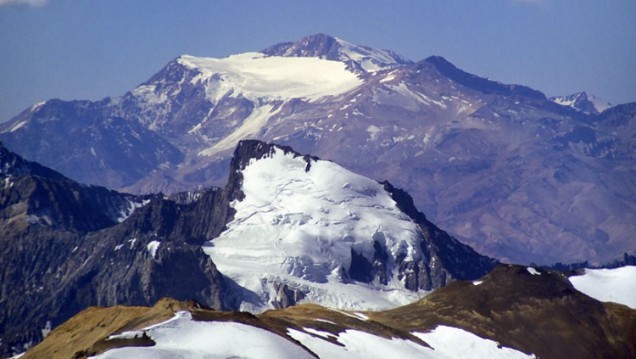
<box><xmin>1</xmin><ymin>34</ymin><xmax>634</xmax><ymax>265</ymax></box>
<box><xmin>0</xmin><ymin>140</ymin><xmax>495</xmax><ymax>356</ymax></box>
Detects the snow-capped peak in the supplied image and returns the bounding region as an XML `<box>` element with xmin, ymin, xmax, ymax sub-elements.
<box><xmin>550</xmin><ymin>91</ymin><xmax>612</xmax><ymax>114</ymax></box>
<box><xmin>262</xmin><ymin>33</ymin><xmax>412</xmax><ymax>73</ymax></box>
<box><xmin>203</xmin><ymin>144</ymin><xmax>427</xmax><ymax>311</ymax></box>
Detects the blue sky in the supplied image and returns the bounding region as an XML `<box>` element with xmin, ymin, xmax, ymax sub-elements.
<box><xmin>1</xmin><ymin>0</ymin><xmax>635</xmax><ymax>121</ymax></box>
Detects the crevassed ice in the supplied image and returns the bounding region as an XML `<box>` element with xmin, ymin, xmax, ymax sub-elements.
<box><xmin>203</xmin><ymin>147</ymin><xmax>426</xmax><ymax>311</ymax></box>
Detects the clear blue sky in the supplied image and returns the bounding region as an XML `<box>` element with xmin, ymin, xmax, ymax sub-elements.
<box><xmin>1</xmin><ymin>0</ymin><xmax>635</xmax><ymax>121</ymax></box>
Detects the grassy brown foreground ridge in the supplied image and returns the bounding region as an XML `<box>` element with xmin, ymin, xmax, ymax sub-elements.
<box><xmin>371</xmin><ymin>265</ymin><xmax>636</xmax><ymax>359</ymax></box>
<box><xmin>22</xmin><ymin>265</ymin><xmax>636</xmax><ymax>359</ymax></box>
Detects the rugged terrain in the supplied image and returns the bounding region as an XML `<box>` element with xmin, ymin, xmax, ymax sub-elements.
<box><xmin>0</xmin><ymin>140</ymin><xmax>495</xmax><ymax>356</ymax></box>
<box><xmin>1</xmin><ymin>34</ymin><xmax>634</xmax><ymax>264</ymax></box>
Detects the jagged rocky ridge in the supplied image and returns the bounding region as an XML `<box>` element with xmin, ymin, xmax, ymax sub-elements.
<box><xmin>19</xmin><ymin>265</ymin><xmax>636</xmax><ymax>359</ymax></box>
<box><xmin>0</xmin><ymin>140</ymin><xmax>495</xmax><ymax>356</ymax></box>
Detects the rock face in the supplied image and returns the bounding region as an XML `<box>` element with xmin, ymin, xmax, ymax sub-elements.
<box><xmin>1</xmin><ymin>141</ymin><xmax>143</xmax><ymax>232</ymax></box>
<box><xmin>0</xmin><ymin>100</ymin><xmax>184</xmax><ymax>189</ymax></box>
<box><xmin>0</xmin><ymin>143</ymin><xmax>226</xmax><ymax>356</ymax></box>
<box><xmin>1</xmin><ymin>34</ymin><xmax>634</xmax><ymax>265</ymax></box>
<box><xmin>0</xmin><ymin>140</ymin><xmax>495</xmax><ymax>357</ymax></box>
<box><xmin>382</xmin><ymin>181</ymin><xmax>496</xmax><ymax>287</ymax></box>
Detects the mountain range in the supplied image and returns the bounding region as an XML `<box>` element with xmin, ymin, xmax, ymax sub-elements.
<box><xmin>1</xmin><ymin>34</ymin><xmax>634</xmax><ymax>265</ymax></box>
<box><xmin>0</xmin><ymin>140</ymin><xmax>495</xmax><ymax>356</ymax></box>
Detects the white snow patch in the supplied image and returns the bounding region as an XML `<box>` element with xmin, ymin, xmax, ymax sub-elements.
<box><xmin>588</xmin><ymin>95</ymin><xmax>612</xmax><ymax>113</ymax></box>
<box><xmin>107</xmin><ymin>330</ymin><xmax>144</xmax><ymax>341</ymax></box>
<box><xmin>332</xmin><ymin>309</ymin><xmax>371</xmax><ymax>321</ymax></box>
<box><xmin>569</xmin><ymin>266</ymin><xmax>636</xmax><ymax>309</ymax></box>
<box><xmin>414</xmin><ymin>325</ymin><xmax>536</xmax><ymax>358</ymax></box>
<box><xmin>303</xmin><ymin>327</ymin><xmax>336</xmax><ymax>339</ymax></box>
<box><xmin>552</xmin><ymin>92</ymin><xmax>611</xmax><ymax>114</ymax></box>
<box><xmin>187</xmin><ymin>122</ymin><xmax>203</xmax><ymax>134</ymax></box>
<box><xmin>553</xmin><ymin>97</ymin><xmax>575</xmax><ymax>107</ymax></box>
<box><xmin>366</xmin><ymin>125</ymin><xmax>381</xmax><ymax>141</ymax></box>
<box><xmin>31</xmin><ymin>101</ymin><xmax>46</xmax><ymax>111</ymax></box>
<box><xmin>314</xmin><ymin>318</ymin><xmax>337</xmax><ymax>325</ymax></box>
<box><xmin>199</xmin><ymin>104</ymin><xmax>281</xmax><ymax>156</ymax></box>
<box><xmin>203</xmin><ymin>147</ymin><xmax>427</xmax><ymax>311</ymax></box>
<box><xmin>178</xmin><ymin>53</ymin><xmax>362</xmax><ymax>104</ymax></box>
<box><xmin>25</xmin><ymin>214</ymin><xmax>53</xmax><ymax>226</ymax></box>
<box><xmin>132</xmin><ymin>84</ymin><xmax>168</xmax><ymax>105</ymax></box>
<box><xmin>472</xmin><ymin>280</ymin><xmax>483</xmax><ymax>286</ymax></box>
<box><xmin>526</xmin><ymin>267</ymin><xmax>541</xmax><ymax>276</ymax></box>
<box><xmin>353</xmin><ymin>312</ymin><xmax>369</xmax><ymax>321</ymax></box>
<box><xmin>127</xmin><ymin>238</ymin><xmax>137</xmax><ymax>249</ymax></box>
<box><xmin>2</xmin><ymin>177</ymin><xmax>13</xmax><ymax>189</ymax></box>
<box><xmin>41</xmin><ymin>321</ymin><xmax>52</xmax><ymax>338</ymax></box>
<box><xmin>288</xmin><ymin>328</ymin><xmax>435</xmax><ymax>359</ymax></box>
<box><xmin>7</xmin><ymin>120</ymin><xmax>27</xmax><ymax>133</ymax></box>
<box><xmin>147</xmin><ymin>241</ymin><xmax>161</xmax><ymax>259</ymax></box>
<box><xmin>389</xmin><ymin>82</ymin><xmax>447</xmax><ymax>109</ymax></box>
<box><xmin>380</xmin><ymin>72</ymin><xmax>398</xmax><ymax>83</ymax></box>
<box><xmin>335</xmin><ymin>37</ymin><xmax>407</xmax><ymax>73</ymax></box>
<box><xmin>97</xmin><ymin>311</ymin><xmax>312</xmax><ymax>359</ymax></box>
<box><xmin>117</xmin><ymin>199</ymin><xmax>151</xmax><ymax>223</ymax></box>
<box><xmin>423</xmin><ymin>133</ymin><xmax>431</xmax><ymax>145</ymax></box>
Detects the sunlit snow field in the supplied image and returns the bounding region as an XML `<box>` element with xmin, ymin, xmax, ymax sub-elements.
<box><xmin>569</xmin><ymin>266</ymin><xmax>636</xmax><ymax>308</ymax></box>
<box><xmin>92</xmin><ymin>311</ymin><xmax>536</xmax><ymax>359</ymax></box>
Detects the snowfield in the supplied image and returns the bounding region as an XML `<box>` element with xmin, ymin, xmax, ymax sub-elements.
<box><xmin>178</xmin><ymin>52</ymin><xmax>363</xmax><ymax>103</ymax></box>
<box><xmin>203</xmin><ymin>147</ymin><xmax>428</xmax><ymax>311</ymax></box>
<box><xmin>288</xmin><ymin>328</ymin><xmax>436</xmax><ymax>358</ymax></box>
<box><xmin>91</xmin><ymin>312</ymin><xmax>536</xmax><ymax>359</ymax></box>
<box><xmin>414</xmin><ymin>326</ymin><xmax>536</xmax><ymax>359</ymax></box>
<box><xmin>569</xmin><ymin>266</ymin><xmax>636</xmax><ymax>309</ymax></box>
<box><xmin>91</xmin><ymin>311</ymin><xmax>313</xmax><ymax>359</ymax></box>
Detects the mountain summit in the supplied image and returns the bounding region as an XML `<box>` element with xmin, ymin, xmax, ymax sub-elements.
<box><xmin>1</xmin><ymin>34</ymin><xmax>634</xmax><ymax>265</ymax></box>
<box><xmin>262</xmin><ymin>33</ymin><xmax>412</xmax><ymax>73</ymax></box>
